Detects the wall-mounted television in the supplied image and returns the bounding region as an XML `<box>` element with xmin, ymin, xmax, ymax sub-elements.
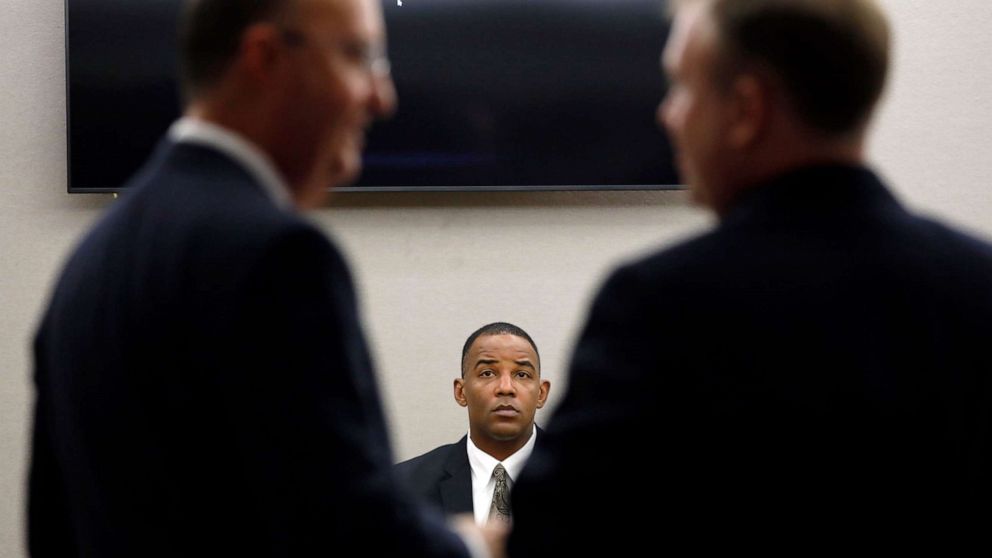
<box><xmin>66</xmin><ymin>0</ymin><xmax>678</xmax><ymax>193</ymax></box>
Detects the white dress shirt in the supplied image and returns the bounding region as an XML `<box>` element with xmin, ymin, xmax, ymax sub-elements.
<box><xmin>168</xmin><ymin>117</ymin><xmax>294</xmax><ymax>211</ymax></box>
<box><xmin>466</xmin><ymin>426</ymin><xmax>537</xmax><ymax>526</ymax></box>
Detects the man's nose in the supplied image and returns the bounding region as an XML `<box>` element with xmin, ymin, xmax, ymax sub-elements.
<box><xmin>495</xmin><ymin>373</ymin><xmax>516</xmax><ymax>395</ymax></box>
<box><xmin>369</xmin><ymin>70</ymin><xmax>397</xmax><ymax>120</ymax></box>
<box><xmin>657</xmin><ymin>95</ymin><xmax>672</xmax><ymax>131</ymax></box>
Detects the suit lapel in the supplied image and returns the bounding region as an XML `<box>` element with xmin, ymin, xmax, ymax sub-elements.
<box><xmin>438</xmin><ymin>428</ymin><xmax>545</xmax><ymax>516</ymax></box>
<box><xmin>438</xmin><ymin>436</ymin><xmax>474</xmax><ymax>515</ymax></box>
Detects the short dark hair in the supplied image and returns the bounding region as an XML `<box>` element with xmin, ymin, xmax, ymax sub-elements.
<box><xmin>179</xmin><ymin>0</ymin><xmax>293</xmax><ymax>100</ymax></box>
<box><xmin>701</xmin><ymin>0</ymin><xmax>890</xmax><ymax>136</ymax></box>
<box><xmin>461</xmin><ymin>322</ymin><xmax>540</xmax><ymax>377</ymax></box>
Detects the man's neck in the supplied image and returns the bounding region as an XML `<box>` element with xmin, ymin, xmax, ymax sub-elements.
<box><xmin>471</xmin><ymin>427</ymin><xmax>534</xmax><ymax>462</ymax></box>
<box><xmin>714</xmin><ymin>137</ymin><xmax>866</xmax><ymax>218</ymax></box>
<box><xmin>184</xmin><ymin>103</ymin><xmax>266</xmax><ymax>154</ymax></box>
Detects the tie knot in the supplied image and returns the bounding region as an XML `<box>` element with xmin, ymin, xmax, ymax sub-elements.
<box><xmin>493</xmin><ymin>464</ymin><xmax>507</xmax><ymax>481</ymax></box>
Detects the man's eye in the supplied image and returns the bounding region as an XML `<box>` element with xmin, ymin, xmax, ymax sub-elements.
<box><xmin>341</xmin><ymin>42</ymin><xmax>366</xmax><ymax>60</ymax></box>
<box><xmin>343</xmin><ymin>42</ymin><xmax>382</xmax><ymax>69</ymax></box>
<box><xmin>515</xmin><ymin>371</ymin><xmax>530</xmax><ymax>378</ymax></box>
<box><xmin>479</xmin><ymin>370</ymin><xmax>494</xmax><ymax>377</ymax></box>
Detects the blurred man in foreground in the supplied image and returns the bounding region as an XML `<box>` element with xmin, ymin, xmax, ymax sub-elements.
<box><xmin>29</xmin><ymin>1</ymin><xmax>497</xmax><ymax>555</ymax></box>
<box><xmin>509</xmin><ymin>0</ymin><xmax>992</xmax><ymax>553</ymax></box>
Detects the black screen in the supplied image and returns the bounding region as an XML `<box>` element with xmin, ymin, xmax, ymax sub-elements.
<box><xmin>66</xmin><ymin>0</ymin><xmax>678</xmax><ymax>193</ymax></box>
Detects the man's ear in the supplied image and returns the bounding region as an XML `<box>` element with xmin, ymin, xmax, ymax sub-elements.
<box><xmin>236</xmin><ymin>23</ymin><xmax>285</xmax><ymax>84</ymax></box>
<box><xmin>536</xmin><ymin>380</ymin><xmax>551</xmax><ymax>409</ymax></box>
<box><xmin>727</xmin><ymin>73</ymin><xmax>769</xmax><ymax>149</ymax></box>
<box><xmin>453</xmin><ymin>378</ymin><xmax>468</xmax><ymax>407</ymax></box>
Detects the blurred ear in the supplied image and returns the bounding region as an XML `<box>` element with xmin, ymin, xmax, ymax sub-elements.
<box><xmin>235</xmin><ymin>23</ymin><xmax>286</xmax><ymax>84</ymax></box>
<box><xmin>727</xmin><ymin>73</ymin><xmax>769</xmax><ymax>149</ymax></box>
<box><xmin>453</xmin><ymin>378</ymin><xmax>468</xmax><ymax>407</ymax></box>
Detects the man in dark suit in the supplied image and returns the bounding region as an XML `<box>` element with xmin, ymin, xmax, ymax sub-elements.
<box><xmin>509</xmin><ymin>0</ymin><xmax>992</xmax><ymax>554</ymax></box>
<box><xmin>397</xmin><ymin>323</ymin><xmax>550</xmax><ymax>525</ymax></box>
<box><xmin>28</xmin><ymin>1</ymin><xmax>495</xmax><ymax>556</ymax></box>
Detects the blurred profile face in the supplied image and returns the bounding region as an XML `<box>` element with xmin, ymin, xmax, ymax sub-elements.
<box><xmin>658</xmin><ymin>1</ymin><xmax>733</xmax><ymax>210</ymax></box>
<box><xmin>455</xmin><ymin>334</ymin><xmax>550</xmax><ymax>451</ymax></box>
<box><xmin>273</xmin><ymin>0</ymin><xmax>396</xmax><ymax>207</ymax></box>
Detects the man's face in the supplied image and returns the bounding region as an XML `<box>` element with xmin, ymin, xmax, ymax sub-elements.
<box><xmin>658</xmin><ymin>1</ymin><xmax>734</xmax><ymax>209</ymax></box>
<box><xmin>273</xmin><ymin>0</ymin><xmax>396</xmax><ymax>206</ymax></box>
<box><xmin>455</xmin><ymin>334</ymin><xmax>550</xmax><ymax>446</ymax></box>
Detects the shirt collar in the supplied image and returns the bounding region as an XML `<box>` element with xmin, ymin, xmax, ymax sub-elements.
<box><xmin>168</xmin><ymin>117</ymin><xmax>294</xmax><ymax>211</ymax></box>
<box><xmin>466</xmin><ymin>426</ymin><xmax>538</xmax><ymax>483</ymax></box>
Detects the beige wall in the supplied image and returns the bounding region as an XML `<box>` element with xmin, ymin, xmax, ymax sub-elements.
<box><xmin>2</xmin><ymin>0</ymin><xmax>991</xmax><ymax>555</ymax></box>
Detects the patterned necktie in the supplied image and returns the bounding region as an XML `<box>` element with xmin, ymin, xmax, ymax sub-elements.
<box><xmin>489</xmin><ymin>464</ymin><xmax>512</xmax><ymax>523</ymax></box>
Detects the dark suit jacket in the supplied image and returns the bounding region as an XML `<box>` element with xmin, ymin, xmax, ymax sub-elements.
<box><xmin>28</xmin><ymin>141</ymin><xmax>466</xmax><ymax>557</ymax></box>
<box><xmin>395</xmin><ymin>427</ymin><xmax>544</xmax><ymax>517</ymax></box>
<box><xmin>508</xmin><ymin>165</ymin><xmax>992</xmax><ymax>554</ymax></box>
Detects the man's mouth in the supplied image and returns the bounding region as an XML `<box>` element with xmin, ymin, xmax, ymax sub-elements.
<box><xmin>493</xmin><ymin>405</ymin><xmax>519</xmax><ymax>417</ymax></box>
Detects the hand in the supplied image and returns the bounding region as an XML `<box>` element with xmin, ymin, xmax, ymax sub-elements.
<box><xmin>449</xmin><ymin>513</ymin><xmax>508</xmax><ymax>558</ymax></box>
